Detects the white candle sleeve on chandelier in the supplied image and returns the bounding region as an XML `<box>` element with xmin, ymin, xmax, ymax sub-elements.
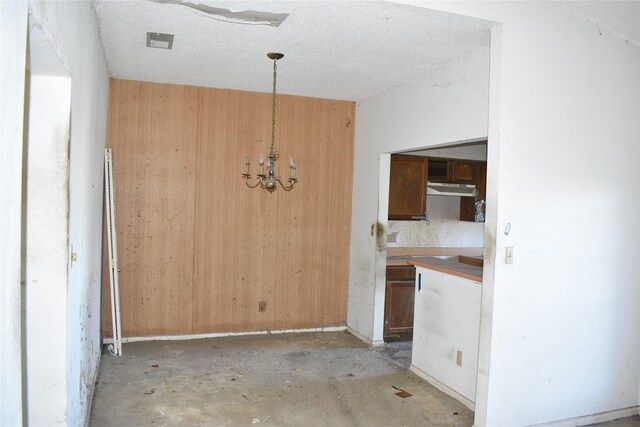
<box><xmin>290</xmin><ymin>158</ymin><xmax>296</xmax><ymax>179</ymax></box>
<box><xmin>259</xmin><ymin>154</ymin><xmax>265</xmax><ymax>175</ymax></box>
<box><xmin>244</xmin><ymin>156</ymin><xmax>250</xmax><ymax>174</ymax></box>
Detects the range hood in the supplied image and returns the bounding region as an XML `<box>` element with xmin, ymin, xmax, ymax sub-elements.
<box><xmin>427</xmin><ymin>181</ymin><xmax>477</xmax><ymax>197</ymax></box>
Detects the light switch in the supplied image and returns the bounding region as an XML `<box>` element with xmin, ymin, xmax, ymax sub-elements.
<box><xmin>505</xmin><ymin>246</ymin><xmax>514</xmax><ymax>264</ymax></box>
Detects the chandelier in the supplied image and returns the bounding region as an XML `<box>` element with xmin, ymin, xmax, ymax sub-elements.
<box><xmin>242</xmin><ymin>52</ymin><xmax>297</xmax><ymax>192</ymax></box>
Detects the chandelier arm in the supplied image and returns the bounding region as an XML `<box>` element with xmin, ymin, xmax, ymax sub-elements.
<box><xmin>276</xmin><ymin>177</ymin><xmax>296</xmax><ymax>191</ymax></box>
<box><xmin>243</xmin><ymin>176</ymin><xmax>263</xmax><ymax>189</ymax></box>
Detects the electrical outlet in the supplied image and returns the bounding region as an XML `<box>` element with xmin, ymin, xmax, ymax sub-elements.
<box><xmin>259</xmin><ymin>301</ymin><xmax>267</xmax><ymax>312</ymax></box>
<box><xmin>456</xmin><ymin>350</ymin><xmax>463</xmax><ymax>367</ymax></box>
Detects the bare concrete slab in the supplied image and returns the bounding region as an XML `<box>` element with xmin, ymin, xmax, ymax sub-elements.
<box><xmin>89</xmin><ymin>331</ymin><xmax>473</xmax><ymax>426</ymax></box>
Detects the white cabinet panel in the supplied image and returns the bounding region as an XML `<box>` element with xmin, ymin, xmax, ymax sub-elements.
<box><xmin>411</xmin><ymin>267</ymin><xmax>481</xmax><ymax>402</ymax></box>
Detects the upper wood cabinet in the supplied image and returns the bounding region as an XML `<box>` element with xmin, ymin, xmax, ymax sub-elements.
<box><xmin>427</xmin><ymin>158</ymin><xmax>450</xmax><ymax>182</ymax></box>
<box><xmin>388</xmin><ymin>155</ymin><xmax>428</xmax><ymax>220</ymax></box>
<box><xmin>476</xmin><ymin>162</ymin><xmax>487</xmax><ymax>201</ymax></box>
<box><xmin>459</xmin><ymin>160</ymin><xmax>487</xmax><ymax>222</ymax></box>
<box><xmin>389</xmin><ymin>153</ymin><xmax>487</xmax><ymax>223</ymax></box>
<box><xmin>452</xmin><ymin>160</ymin><xmax>476</xmax><ymax>183</ymax></box>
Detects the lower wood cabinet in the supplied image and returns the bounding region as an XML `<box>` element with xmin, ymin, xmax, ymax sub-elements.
<box><xmin>384</xmin><ymin>265</ymin><xmax>416</xmax><ymax>341</ymax></box>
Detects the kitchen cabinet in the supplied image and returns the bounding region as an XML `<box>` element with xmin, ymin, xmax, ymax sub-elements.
<box><xmin>459</xmin><ymin>161</ymin><xmax>487</xmax><ymax>222</ymax></box>
<box><xmin>475</xmin><ymin>162</ymin><xmax>487</xmax><ymax>201</ymax></box>
<box><xmin>388</xmin><ymin>155</ymin><xmax>428</xmax><ymax>220</ymax></box>
<box><xmin>427</xmin><ymin>158</ymin><xmax>450</xmax><ymax>182</ymax></box>
<box><xmin>384</xmin><ymin>265</ymin><xmax>415</xmax><ymax>341</ymax></box>
<box><xmin>452</xmin><ymin>160</ymin><xmax>476</xmax><ymax>183</ymax></box>
<box><xmin>388</xmin><ymin>153</ymin><xmax>486</xmax><ymax>222</ymax></box>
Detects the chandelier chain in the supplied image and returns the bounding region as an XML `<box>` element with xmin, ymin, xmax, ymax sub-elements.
<box><xmin>271</xmin><ymin>58</ymin><xmax>277</xmax><ymax>152</ymax></box>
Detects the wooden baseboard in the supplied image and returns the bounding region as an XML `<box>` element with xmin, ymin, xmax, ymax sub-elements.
<box><xmin>410</xmin><ymin>364</ymin><xmax>475</xmax><ymax>411</ymax></box>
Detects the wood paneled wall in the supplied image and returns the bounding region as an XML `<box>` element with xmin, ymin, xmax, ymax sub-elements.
<box><xmin>103</xmin><ymin>79</ymin><xmax>354</xmax><ymax>337</ymax></box>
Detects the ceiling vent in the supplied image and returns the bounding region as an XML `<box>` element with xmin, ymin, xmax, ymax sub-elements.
<box><xmin>146</xmin><ymin>32</ymin><xmax>174</xmax><ymax>50</ymax></box>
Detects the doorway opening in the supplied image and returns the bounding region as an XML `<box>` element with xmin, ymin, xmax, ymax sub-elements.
<box><xmin>376</xmin><ymin>139</ymin><xmax>488</xmax><ymax>411</ymax></box>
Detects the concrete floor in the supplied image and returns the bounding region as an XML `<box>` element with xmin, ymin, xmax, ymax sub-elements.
<box><xmin>90</xmin><ymin>332</ymin><xmax>640</xmax><ymax>427</ymax></box>
<box><xmin>90</xmin><ymin>331</ymin><xmax>473</xmax><ymax>426</ymax></box>
<box><xmin>373</xmin><ymin>340</ymin><xmax>412</xmax><ymax>369</ymax></box>
<box><xmin>372</xmin><ymin>340</ymin><xmax>640</xmax><ymax>427</ymax></box>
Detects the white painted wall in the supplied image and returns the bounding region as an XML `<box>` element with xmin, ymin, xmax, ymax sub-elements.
<box><xmin>411</xmin><ymin>266</ymin><xmax>481</xmax><ymax>403</ymax></box>
<box><xmin>348</xmin><ymin>46</ymin><xmax>490</xmax><ymax>343</ymax></box>
<box><xmin>394</xmin><ymin>2</ymin><xmax>640</xmax><ymax>426</ymax></box>
<box><xmin>27</xmin><ymin>1</ymin><xmax>110</xmax><ymax>425</ymax></box>
<box><xmin>25</xmin><ymin>75</ymin><xmax>71</xmax><ymax>427</ymax></box>
<box><xmin>484</xmin><ymin>10</ymin><xmax>639</xmax><ymax>426</ymax></box>
<box><xmin>0</xmin><ymin>2</ymin><xmax>28</xmax><ymax>425</ymax></box>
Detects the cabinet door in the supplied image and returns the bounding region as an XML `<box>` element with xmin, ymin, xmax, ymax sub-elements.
<box><xmin>459</xmin><ymin>197</ymin><xmax>476</xmax><ymax>222</ymax></box>
<box><xmin>388</xmin><ymin>155</ymin><xmax>428</xmax><ymax>220</ymax></box>
<box><xmin>459</xmin><ymin>161</ymin><xmax>487</xmax><ymax>222</ymax></box>
<box><xmin>452</xmin><ymin>160</ymin><xmax>476</xmax><ymax>183</ymax></box>
<box><xmin>384</xmin><ymin>266</ymin><xmax>416</xmax><ymax>341</ymax></box>
<box><xmin>476</xmin><ymin>162</ymin><xmax>487</xmax><ymax>201</ymax></box>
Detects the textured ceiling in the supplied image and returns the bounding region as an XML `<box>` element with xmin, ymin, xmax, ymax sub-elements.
<box><xmin>94</xmin><ymin>1</ymin><xmax>492</xmax><ymax>100</ymax></box>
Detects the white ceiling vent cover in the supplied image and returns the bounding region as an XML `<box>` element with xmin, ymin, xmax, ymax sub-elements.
<box><xmin>146</xmin><ymin>32</ymin><xmax>174</xmax><ymax>49</ymax></box>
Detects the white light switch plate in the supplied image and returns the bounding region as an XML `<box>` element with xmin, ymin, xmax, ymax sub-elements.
<box><xmin>505</xmin><ymin>246</ymin><xmax>514</xmax><ymax>264</ymax></box>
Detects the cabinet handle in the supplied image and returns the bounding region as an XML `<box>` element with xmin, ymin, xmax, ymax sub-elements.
<box><xmin>418</xmin><ymin>273</ymin><xmax>422</xmax><ymax>291</ymax></box>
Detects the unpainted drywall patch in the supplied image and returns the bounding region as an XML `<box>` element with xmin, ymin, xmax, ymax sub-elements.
<box><xmin>150</xmin><ymin>0</ymin><xmax>289</xmax><ymax>27</ymax></box>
